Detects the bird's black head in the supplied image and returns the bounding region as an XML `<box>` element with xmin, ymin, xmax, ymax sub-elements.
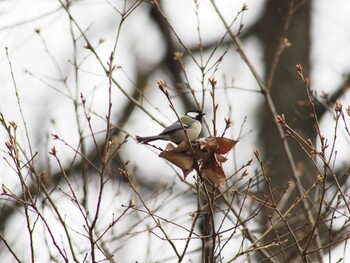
<box><xmin>185</xmin><ymin>110</ymin><xmax>205</xmax><ymax>122</ymax></box>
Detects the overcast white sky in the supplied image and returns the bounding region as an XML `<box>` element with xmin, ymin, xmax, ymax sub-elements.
<box><xmin>1</xmin><ymin>0</ymin><xmax>350</xmax><ymax>261</ymax></box>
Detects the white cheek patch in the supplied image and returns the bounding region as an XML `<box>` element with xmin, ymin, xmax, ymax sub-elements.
<box><xmin>186</xmin><ymin>112</ymin><xmax>199</xmax><ymax>119</ymax></box>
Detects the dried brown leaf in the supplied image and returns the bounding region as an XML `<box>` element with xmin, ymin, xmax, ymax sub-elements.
<box><xmin>199</xmin><ymin>137</ymin><xmax>238</xmax><ymax>155</ymax></box>
<box><xmin>199</xmin><ymin>137</ymin><xmax>219</xmax><ymax>151</ymax></box>
<box><xmin>215</xmin><ymin>154</ymin><xmax>227</xmax><ymax>163</ymax></box>
<box><xmin>159</xmin><ymin>143</ymin><xmax>194</xmax><ymax>177</ymax></box>
<box><xmin>215</xmin><ymin>137</ymin><xmax>238</xmax><ymax>154</ymax></box>
<box><xmin>200</xmin><ymin>153</ymin><xmax>226</xmax><ymax>186</ymax></box>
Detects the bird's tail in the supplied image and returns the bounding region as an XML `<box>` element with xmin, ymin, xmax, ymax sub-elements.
<box><xmin>136</xmin><ymin>135</ymin><xmax>163</xmax><ymax>144</ymax></box>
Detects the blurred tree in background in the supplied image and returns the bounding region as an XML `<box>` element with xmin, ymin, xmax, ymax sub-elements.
<box><xmin>1</xmin><ymin>0</ymin><xmax>350</xmax><ymax>262</ymax></box>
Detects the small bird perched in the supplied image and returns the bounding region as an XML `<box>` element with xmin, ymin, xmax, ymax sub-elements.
<box><xmin>136</xmin><ymin>110</ymin><xmax>205</xmax><ymax>144</ymax></box>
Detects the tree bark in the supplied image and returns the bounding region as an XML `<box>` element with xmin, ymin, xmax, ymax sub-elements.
<box><xmin>255</xmin><ymin>1</ymin><xmax>321</xmax><ymax>261</ymax></box>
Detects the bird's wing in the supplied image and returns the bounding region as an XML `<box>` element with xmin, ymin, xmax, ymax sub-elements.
<box><xmin>160</xmin><ymin>121</ymin><xmax>189</xmax><ymax>135</ymax></box>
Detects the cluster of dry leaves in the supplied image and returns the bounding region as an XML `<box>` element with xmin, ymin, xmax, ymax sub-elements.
<box><xmin>159</xmin><ymin>137</ymin><xmax>238</xmax><ymax>186</ymax></box>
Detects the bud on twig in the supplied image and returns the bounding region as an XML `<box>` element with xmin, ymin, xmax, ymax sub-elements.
<box><xmin>335</xmin><ymin>100</ymin><xmax>342</xmax><ymax>112</ymax></box>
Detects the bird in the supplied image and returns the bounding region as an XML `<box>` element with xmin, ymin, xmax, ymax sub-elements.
<box><xmin>136</xmin><ymin>110</ymin><xmax>205</xmax><ymax>144</ymax></box>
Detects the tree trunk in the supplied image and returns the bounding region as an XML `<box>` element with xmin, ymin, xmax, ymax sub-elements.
<box><xmin>255</xmin><ymin>1</ymin><xmax>321</xmax><ymax>261</ymax></box>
